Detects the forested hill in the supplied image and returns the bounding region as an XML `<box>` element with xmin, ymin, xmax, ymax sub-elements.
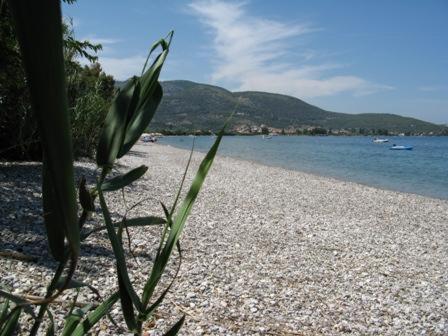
<box><xmin>117</xmin><ymin>79</ymin><xmax>446</xmax><ymax>134</ymax></box>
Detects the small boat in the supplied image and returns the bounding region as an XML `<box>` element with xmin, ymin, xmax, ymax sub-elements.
<box><xmin>390</xmin><ymin>144</ymin><xmax>413</xmax><ymax>150</ymax></box>
<box><xmin>141</xmin><ymin>135</ymin><xmax>157</xmax><ymax>143</ymax></box>
<box><xmin>373</xmin><ymin>138</ymin><xmax>389</xmax><ymax>143</ymax></box>
<box><xmin>262</xmin><ymin>135</ymin><xmax>272</xmax><ymax>139</ymax></box>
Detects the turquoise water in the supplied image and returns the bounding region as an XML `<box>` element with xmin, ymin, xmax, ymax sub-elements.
<box><xmin>159</xmin><ymin>136</ymin><xmax>448</xmax><ymax>200</ymax></box>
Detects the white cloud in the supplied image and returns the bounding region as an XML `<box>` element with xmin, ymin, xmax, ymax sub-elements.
<box><xmin>79</xmin><ymin>35</ymin><xmax>121</xmax><ymax>55</ymax></box>
<box><xmin>76</xmin><ymin>35</ymin><xmax>146</xmax><ymax>80</ymax></box>
<box><xmin>189</xmin><ymin>0</ymin><xmax>392</xmax><ymax>98</ymax></box>
<box><xmin>71</xmin><ymin>17</ymin><xmax>81</xmax><ymax>29</ymax></box>
<box><xmin>95</xmin><ymin>56</ymin><xmax>147</xmax><ymax>80</ymax></box>
<box><xmin>82</xmin><ymin>37</ymin><xmax>121</xmax><ymax>46</ymax></box>
<box><xmin>79</xmin><ymin>54</ymin><xmax>147</xmax><ymax>80</ymax></box>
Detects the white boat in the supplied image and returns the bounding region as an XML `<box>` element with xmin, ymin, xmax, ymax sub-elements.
<box><xmin>390</xmin><ymin>144</ymin><xmax>413</xmax><ymax>150</ymax></box>
<box><xmin>262</xmin><ymin>134</ymin><xmax>272</xmax><ymax>139</ymax></box>
<box><xmin>373</xmin><ymin>138</ymin><xmax>389</xmax><ymax>143</ymax></box>
<box><xmin>141</xmin><ymin>135</ymin><xmax>157</xmax><ymax>143</ymax></box>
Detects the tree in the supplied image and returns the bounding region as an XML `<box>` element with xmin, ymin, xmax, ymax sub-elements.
<box><xmin>0</xmin><ymin>3</ymin><xmax>36</xmax><ymax>159</ymax></box>
<box><xmin>261</xmin><ymin>126</ymin><xmax>269</xmax><ymax>135</ymax></box>
<box><xmin>0</xmin><ymin>3</ymin><xmax>114</xmax><ymax>160</ymax></box>
<box><xmin>310</xmin><ymin>127</ymin><xmax>328</xmax><ymax>135</ymax></box>
<box><xmin>1</xmin><ymin>2</ymin><xmax>224</xmax><ymax>333</ymax></box>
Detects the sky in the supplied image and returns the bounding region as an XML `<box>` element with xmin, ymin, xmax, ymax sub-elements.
<box><xmin>63</xmin><ymin>0</ymin><xmax>448</xmax><ymax>124</ymax></box>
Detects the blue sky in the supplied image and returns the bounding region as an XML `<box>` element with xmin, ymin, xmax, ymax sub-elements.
<box><xmin>63</xmin><ymin>0</ymin><xmax>448</xmax><ymax>124</ymax></box>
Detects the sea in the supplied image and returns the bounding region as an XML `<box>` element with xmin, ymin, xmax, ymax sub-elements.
<box><xmin>158</xmin><ymin>136</ymin><xmax>448</xmax><ymax>200</ymax></box>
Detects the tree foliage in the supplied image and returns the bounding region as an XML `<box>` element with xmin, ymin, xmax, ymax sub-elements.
<box><xmin>0</xmin><ymin>3</ymin><xmax>35</xmax><ymax>159</ymax></box>
<box><xmin>0</xmin><ymin>2</ymin><xmax>227</xmax><ymax>334</ymax></box>
<box><xmin>0</xmin><ymin>4</ymin><xmax>115</xmax><ymax>160</ymax></box>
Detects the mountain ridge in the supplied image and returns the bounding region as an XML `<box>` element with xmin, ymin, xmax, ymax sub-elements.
<box><xmin>117</xmin><ymin>79</ymin><xmax>446</xmax><ymax>134</ymax></box>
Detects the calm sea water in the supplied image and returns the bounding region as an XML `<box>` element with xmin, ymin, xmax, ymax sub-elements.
<box><xmin>159</xmin><ymin>136</ymin><xmax>448</xmax><ymax>200</ymax></box>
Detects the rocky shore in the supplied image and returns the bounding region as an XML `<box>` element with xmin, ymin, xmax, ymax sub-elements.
<box><xmin>1</xmin><ymin>142</ymin><xmax>447</xmax><ymax>335</ymax></box>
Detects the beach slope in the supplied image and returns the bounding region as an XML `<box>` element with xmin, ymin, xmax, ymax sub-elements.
<box><xmin>1</xmin><ymin>142</ymin><xmax>447</xmax><ymax>335</ymax></box>
<box><xmin>124</xmin><ymin>143</ymin><xmax>448</xmax><ymax>335</ymax></box>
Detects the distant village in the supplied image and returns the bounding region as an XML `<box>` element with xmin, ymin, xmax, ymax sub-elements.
<box><xmin>154</xmin><ymin>123</ymin><xmax>447</xmax><ymax>136</ymax></box>
<box><xmin>232</xmin><ymin>124</ymin><xmax>428</xmax><ymax>136</ymax></box>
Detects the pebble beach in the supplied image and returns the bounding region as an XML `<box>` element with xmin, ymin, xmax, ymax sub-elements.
<box><xmin>1</xmin><ymin>142</ymin><xmax>447</xmax><ymax>335</ymax></box>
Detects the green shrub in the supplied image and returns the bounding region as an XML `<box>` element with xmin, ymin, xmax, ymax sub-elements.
<box><xmin>0</xmin><ymin>4</ymin><xmax>114</xmax><ymax>161</ymax></box>
<box><xmin>70</xmin><ymin>68</ymin><xmax>114</xmax><ymax>158</ymax></box>
<box><xmin>1</xmin><ymin>1</ymin><xmax>228</xmax><ymax>335</ymax></box>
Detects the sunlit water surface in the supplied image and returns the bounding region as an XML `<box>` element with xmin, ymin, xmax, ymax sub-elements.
<box><xmin>159</xmin><ymin>136</ymin><xmax>448</xmax><ymax>200</ymax></box>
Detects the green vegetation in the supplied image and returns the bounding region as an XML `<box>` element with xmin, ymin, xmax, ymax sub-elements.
<box><xmin>145</xmin><ymin>80</ymin><xmax>447</xmax><ymax>135</ymax></box>
<box><xmin>0</xmin><ymin>1</ymin><xmax>224</xmax><ymax>335</ymax></box>
<box><xmin>0</xmin><ymin>5</ymin><xmax>115</xmax><ymax>161</ymax></box>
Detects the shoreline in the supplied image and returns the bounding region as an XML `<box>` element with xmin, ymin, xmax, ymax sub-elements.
<box><xmin>159</xmin><ymin>142</ymin><xmax>448</xmax><ymax>203</ymax></box>
<box><xmin>133</xmin><ymin>143</ymin><xmax>448</xmax><ymax>334</ymax></box>
<box><xmin>1</xmin><ymin>142</ymin><xmax>447</xmax><ymax>334</ymax></box>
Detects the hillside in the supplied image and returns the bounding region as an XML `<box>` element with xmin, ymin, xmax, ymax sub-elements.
<box><xmin>119</xmin><ymin>80</ymin><xmax>445</xmax><ymax>134</ymax></box>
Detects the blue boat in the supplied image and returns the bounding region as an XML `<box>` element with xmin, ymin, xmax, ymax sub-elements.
<box><xmin>390</xmin><ymin>144</ymin><xmax>413</xmax><ymax>150</ymax></box>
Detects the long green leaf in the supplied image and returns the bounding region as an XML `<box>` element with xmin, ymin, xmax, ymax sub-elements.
<box><xmin>117</xmin><ymin>274</ymin><xmax>137</xmax><ymax>332</ymax></box>
<box><xmin>122</xmin><ymin>216</ymin><xmax>166</xmax><ymax>228</ymax></box>
<box><xmin>141</xmin><ymin>122</ymin><xmax>226</xmax><ymax>308</ymax></box>
<box><xmin>139</xmin><ymin>201</ymin><xmax>182</xmax><ymax>323</ymax></box>
<box><xmin>96</xmin><ymin>77</ymin><xmax>140</xmax><ymax>167</ymax></box>
<box><xmin>71</xmin><ymin>292</ymin><xmax>119</xmax><ymax>336</ymax></box>
<box><xmin>140</xmin><ymin>31</ymin><xmax>173</xmax><ymax>76</ymax></box>
<box><xmin>54</xmin><ymin>278</ymin><xmax>87</xmax><ymax>291</ymax></box>
<box><xmin>138</xmin><ymin>32</ymin><xmax>173</xmax><ymax>105</ymax></box>
<box><xmin>0</xmin><ymin>307</ymin><xmax>21</xmax><ymax>336</ymax></box>
<box><xmin>8</xmin><ymin>0</ymin><xmax>80</xmax><ymax>261</ymax></box>
<box><xmin>142</xmin><ymin>221</ymin><xmax>182</xmax><ymax>320</ymax></box>
<box><xmin>97</xmin><ymin>186</ymin><xmax>143</xmax><ymax>312</ymax></box>
<box><xmin>62</xmin><ymin>315</ymin><xmax>80</xmax><ymax>335</ymax></box>
<box><xmin>81</xmin><ymin>216</ymin><xmax>165</xmax><ymax>241</ymax></box>
<box><xmin>29</xmin><ymin>259</ymin><xmax>68</xmax><ymax>336</ymax></box>
<box><xmin>54</xmin><ymin>277</ymin><xmax>100</xmax><ymax>299</ymax></box>
<box><xmin>61</xmin><ymin>304</ymin><xmax>93</xmax><ymax>336</ymax></box>
<box><xmin>118</xmin><ymin>83</ymin><xmax>163</xmax><ymax>157</ymax></box>
<box><xmin>0</xmin><ymin>300</ymin><xmax>9</xmax><ymax>329</ymax></box>
<box><xmin>79</xmin><ymin>176</ymin><xmax>95</xmax><ymax>212</ymax></box>
<box><xmin>170</xmin><ymin>137</ymin><xmax>195</xmax><ymax>216</ymax></box>
<box><xmin>117</xmin><ymin>32</ymin><xmax>173</xmax><ymax>158</ymax></box>
<box><xmin>163</xmin><ymin>315</ymin><xmax>185</xmax><ymax>336</ymax></box>
<box><xmin>42</xmin><ymin>159</ymin><xmax>65</xmax><ymax>261</ymax></box>
<box><xmin>101</xmin><ymin>165</ymin><xmax>148</xmax><ymax>192</ymax></box>
<box><xmin>0</xmin><ymin>290</ymin><xmax>35</xmax><ymax>317</ymax></box>
<box><xmin>45</xmin><ymin>310</ymin><xmax>55</xmax><ymax>336</ymax></box>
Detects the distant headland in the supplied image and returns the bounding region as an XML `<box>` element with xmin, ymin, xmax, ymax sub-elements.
<box><xmin>115</xmin><ymin>79</ymin><xmax>448</xmax><ymax>136</ymax></box>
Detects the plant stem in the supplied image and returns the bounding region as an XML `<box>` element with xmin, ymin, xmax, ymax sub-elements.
<box><xmin>29</xmin><ymin>259</ymin><xmax>66</xmax><ymax>336</ymax></box>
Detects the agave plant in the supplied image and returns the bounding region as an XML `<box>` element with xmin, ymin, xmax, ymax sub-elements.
<box><xmin>0</xmin><ymin>1</ymin><xmax>227</xmax><ymax>335</ymax></box>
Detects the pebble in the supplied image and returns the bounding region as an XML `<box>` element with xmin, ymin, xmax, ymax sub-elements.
<box><xmin>1</xmin><ymin>143</ymin><xmax>448</xmax><ymax>335</ymax></box>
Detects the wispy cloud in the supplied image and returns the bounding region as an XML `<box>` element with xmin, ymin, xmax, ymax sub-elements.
<box><xmin>77</xmin><ymin>35</ymin><xmax>145</xmax><ymax>80</ymax></box>
<box><xmin>99</xmin><ymin>56</ymin><xmax>148</xmax><ymax>80</ymax></box>
<box><xmin>81</xmin><ymin>36</ymin><xmax>121</xmax><ymax>46</ymax></box>
<box><xmin>79</xmin><ymin>55</ymin><xmax>147</xmax><ymax>80</ymax></box>
<box><xmin>419</xmin><ymin>85</ymin><xmax>448</xmax><ymax>92</ymax></box>
<box><xmin>189</xmin><ymin>0</ymin><xmax>392</xmax><ymax>98</ymax></box>
<box><xmin>71</xmin><ymin>17</ymin><xmax>81</xmax><ymax>29</ymax></box>
<box><xmin>79</xmin><ymin>35</ymin><xmax>121</xmax><ymax>56</ymax></box>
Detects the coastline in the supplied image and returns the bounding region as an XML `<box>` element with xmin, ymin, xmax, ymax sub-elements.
<box><xmin>1</xmin><ymin>142</ymin><xmax>447</xmax><ymax>334</ymax></box>
<box><xmin>126</xmin><ymin>143</ymin><xmax>448</xmax><ymax>334</ymax></box>
<box><xmin>160</xmin><ymin>141</ymin><xmax>448</xmax><ymax>202</ymax></box>
<box><xmin>158</xmin><ymin>135</ymin><xmax>448</xmax><ymax>201</ymax></box>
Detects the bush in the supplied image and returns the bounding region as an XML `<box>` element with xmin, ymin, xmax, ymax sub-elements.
<box><xmin>0</xmin><ymin>4</ymin><xmax>39</xmax><ymax>160</ymax></box>
<box><xmin>0</xmin><ymin>4</ymin><xmax>114</xmax><ymax>161</ymax></box>
<box><xmin>68</xmin><ymin>62</ymin><xmax>115</xmax><ymax>158</ymax></box>
<box><xmin>1</xmin><ymin>2</ymin><xmax>227</xmax><ymax>335</ymax></box>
